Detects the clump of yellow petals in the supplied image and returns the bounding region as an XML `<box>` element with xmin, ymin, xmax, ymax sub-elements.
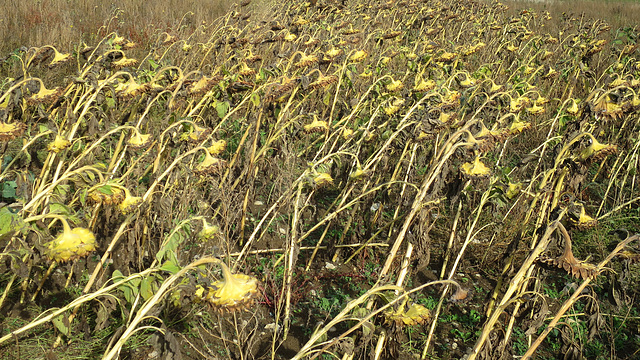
<box><xmin>461</xmin><ymin>157</ymin><xmax>491</xmax><ymax>178</ymax></box>
<box><xmin>47</xmin><ymin>135</ymin><xmax>71</xmax><ymax>153</ymax></box>
<box><xmin>195</xmin><ymin>262</ymin><xmax>259</xmax><ymax>312</ymax></box>
<box><xmin>208</xmin><ymin>139</ymin><xmax>227</xmax><ymax>156</ymax></box>
<box><xmin>349</xmin><ymin>50</ymin><xmax>368</xmax><ymax>62</ymax></box>
<box><xmin>0</xmin><ymin>121</ymin><xmax>26</xmax><ymax>141</ymax></box>
<box><xmin>578</xmin><ymin>137</ymin><xmax>617</xmax><ymax>162</ymax></box>
<box><xmin>304</xmin><ymin>119</ymin><xmax>329</xmax><ymax>133</ymax></box>
<box><xmin>45</xmin><ymin>220</ymin><xmax>96</xmax><ymax>262</ymax></box>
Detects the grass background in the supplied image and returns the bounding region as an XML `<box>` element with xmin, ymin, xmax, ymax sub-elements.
<box><xmin>1</xmin><ymin>0</ymin><xmax>639</xmax><ymax>55</ymax></box>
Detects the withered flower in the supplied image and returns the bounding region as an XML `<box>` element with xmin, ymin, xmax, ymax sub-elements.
<box><xmin>194</xmin><ymin>151</ymin><xmax>227</xmax><ymax>175</ymax></box>
<box><xmin>195</xmin><ymin>261</ymin><xmax>259</xmax><ymax>312</ymax></box>
<box><xmin>88</xmin><ymin>182</ymin><xmax>126</xmax><ymax>205</ymax></box>
<box><xmin>128</xmin><ymin>129</ymin><xmax>152</xmax><ymax>150</ymax></box>
<box><xmin>47</xmin><ymin>135</ymin><xmax>72</xmax><ymax>153</ymax></box>
<box><xmin>45</xmin><ymin>221</ymin><xmax>96</xmax><ymax>262</ymax></box>
<box><xmin>0</xmin><ymin>122</ymin><xmax>26</xmax><ymax>141</ymax></box>
<box><xmin>208</xmin><ymin>139</ymin><xmax>227</xmax><ymax>156</ymax></box>
<box><xmin>578</xmin><ymin>136</ymin><xmax>617</xmax><ymax>162</ymax></box>
<box><xmin>461</xmin><ymin>157</ymin><xmax>491</xmax><ymax>178</ymax></box>
<box><xmin>304</xmin><ymin>118</ymin><xmax>329</xmax><ymax>133</ymax></box>
<box><xmin>112</xmin><ymin>56</ymin><xmax>138</xmax><ymax>70</ymax></box>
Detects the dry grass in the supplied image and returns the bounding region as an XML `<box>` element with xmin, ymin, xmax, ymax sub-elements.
<box><xmin>0</xmin><ymin>0</ymin><xmax>269</xmax><ymax>54</ymax></box>
<box><xmin>504</xmin><ymin>0</ymin><xmax>640</xmax><ymax>30</ymax></box>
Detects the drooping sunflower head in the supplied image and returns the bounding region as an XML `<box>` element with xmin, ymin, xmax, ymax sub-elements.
<box><xmin>88</xmin><ymin>182</ymin><xmax>126</xmax><ymax>206</ymax></box>
<box><xmin>45</xmin><ymin>222</ymin><xmax>96</xmax><ymax>262</ymax></box>
<box><xmin>194</xmin><ymin>151</ymin><xmax>227</xmax><ymax>175</ymax></box>
<box><xmin>118</xmin><ymin>188</ymin><xmax>143</xmax><ymax>215</ymax></box>
<box><xmin>0</xmin><ymin>122</ymin><xmax>26</xmax><ymax>141</ymax></box>
<box><xmin>461</xmin><ymin>157</ymin><xmax>491</xmax><ymax>178</ymax></box>
<box><xmin>127</xmin><ymin>129</ymin><xmax>152</xmax><ymax>150</ymax></box>
<box><xmin>578</xmin><ymin>136</ymin><xmax>617</xmax><ymax>162</ymax></box>
<box><xmin>47</xmin><ymin>135</ymin><xmax>72</xmax><ymax>153</ymax></box>
<box><xmin>195</xmin><ymin>262</ymin><xmax>259</xmax><ymax>312</ymax></box>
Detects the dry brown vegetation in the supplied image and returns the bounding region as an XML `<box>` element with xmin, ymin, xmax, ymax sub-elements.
<box><xmin>0</xmin><ymin>0</ymin><xmax>640</xmax><ymax>359</ymax></box>
<box><xmin>0</xmin><ymin>0</ymin><xmax>240</xmax><ymax>54</ymax></box>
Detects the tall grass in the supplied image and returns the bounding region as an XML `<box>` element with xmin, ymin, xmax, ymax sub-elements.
<box><xmin>0</xmin><ymin>0</ymin><xmax>253</xmax><ymax>54</ymax></box>
<box><xmin>505</xmin><ymin>0</ymin><xmax>640</xmax><ymax>30</ymax></box>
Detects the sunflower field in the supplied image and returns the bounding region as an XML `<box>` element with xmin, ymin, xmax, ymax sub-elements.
<box><xmin>1</xmin><ymin>0</ymin><xmax>640</xmax><ymax>359</ymax></box>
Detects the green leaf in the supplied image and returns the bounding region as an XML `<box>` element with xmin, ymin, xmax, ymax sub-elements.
<box><xmin>0</xmin><ymin>207</ymin><xmax>28</xmax><ymax>239</ymax></box>
<box><xmin>112</xmin><ymin>270</ymin><xmax>141</xmax><ymax>304</ymax></box>
<box><xmin>1</xmin><ymin>181</ymin><xmax>17</xmax><ymax>199</ymax></box>
<box><xmin>53</xmin><ymin>184</ymin><xmax>70</xmax><ymax>197</ymax></box>
<box><xmin>323</xmin><ymin>92</ymin><xmax>332</xmax><ymax>106</ymax></box>
<box><xmin>52</xmin><ymin>313</ymin><xmax>70</xmax><ymax>336</ymax></box>
<box><xmin>250</xmin><ymin>92</ymin><xmax>260</xmax><ymax>107</ymax></box>
<box><xmin>160</xmin><ymin>261</ymin><xmax>181</xmax><ymax>274</ymax></box>
<box><xmin>148</xmin><ymin>59</ymin><xmax>159</xmax><ymax>70</ymax></box>
<box><xmin>97</xmin><ymin>185</ymin><xmax>113</xmax><ymax>195</ymax></box>
<box><xmin>215</xmin><ymin>100</ymin><xmax>230</xmax><ymax>119</ymax></box>
<box><xmin>140</xmin><ymin>276</ymin><xmax>157</xmax><ymax>301</ymax></box>
<box><xmin>49</xmin><ymin>203</ymin><xmax>72</xmax><ymax>215</ymax></box>
<box><xmin>156</xmin><ymin>223</ymin><xmax>191</xmax><ymax>263</ymax></box>
<box><xmin>105</xmin><ymin>97</ymin><xmax>116</xmax><ymax>108</ymax></box>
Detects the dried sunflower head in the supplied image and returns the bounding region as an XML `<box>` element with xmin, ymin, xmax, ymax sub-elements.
<box><xmin>128</xmin><ymin>130</ymin><xmax>152</xmax><ymax>150</ymax></box>
<box><xmin>118</xmin><ymin>188</ymin><xmax>142</xmax><ymax>214</ymax></box>
<box><xmin>115</xmin><ymin>79</ymin><xmax>149</xmax><ymax>99</ymax></box>
<box><xmin>47</xmin><ymin>135</ymin><xmax>72</xmax><ymax>153</ymax></box>
<box><xmin>578</xmin><ymin>137</ymin><xmax>617</xmax><ymax>162</ymax></box>
<box><xmin>198</xmin><ymin>219</ymin><xmax>220</xmax><ymax>242</ymax></box>
<box><xmin>384</xmin><ymin>98</ymin><xmax>405</xmax><ymax>116</ymax></box>
<box><xmin>461</xmin><ymin>157</ymin><xmax>491</xmax><ymax>178</ymax></box>
<box><xmin>194</xmin><ymin>151</ymin><xmax>227</xmax><ymax>175</ymax></box>
<box><xmin>48</xmin><ymin>48</ymin><xmax>72</xmax><ymax>68</ymax></box>
<box><xmin>436</xmin><ymin>52</ymin><xmax>457</xmax><ymax>63</ymax></box>
<box><xmin>0</xmin><ymin>121</ymin><xmax>26</xmax><ymax>141</ymax></box>
<box><xmin>45</xmin><ymin>221</ymin><xmax>96</xmax><ymax>262</ymax></box>
<box><xmin>309</xmin><ymin>74</ymin><xmax>338</xmax><ymax>90</ymax></box>
<box><xmin>312</xmin><ymin>172</ymin><xmax>333</xmax><ymax>187</ymax></box>
<box><xmin>195</xmin><ymin>262</ymin><xmax>259</xmax><ymax>312</ymax></box>
<box><xmin>349</xmin><ymin>50</ymin><xmax>368</xmax><ymax>62</ymax></box>
<box><xmin>294</xmin><ymin>53</ymin><xmax>319</xmax><ymax>69</ymax></box>
<box><xmin>386</xmin><ymin>79</ymin><xmax>404</xmax><ymax>92</ymax></box>
<box><xmin>88</xmin><ymin>182</ymin><xmax>126</xmax><ymax>205</ymax></box>
<box><xmin>188</xmin><ymin>75</ymin><xmax>221</xmax><ymax>96</ymax></box>
<box><xmin>324</xmin><ymin>48</ymin><xmax>343</xmax><ymax>62</ymax></box>
<box><xmin>413</xmin><ymin>79</ymin><xmax>436</xmax><ymax>92</ymax></box>
<box><xmin>569</xmin><ymin>204</ymin><xmax>598</xmax><ymax>230</ymax></box>
<box><xmin>111</xmin><ymin>56</ymin><xmax>138</xmax><ymax>70</ymax></box>
<box><xmin>27</xmin><ymin>83</ymin><xmax>63</xmax><ymax>105</ymax></box>
<box><xmin>304</xmin><ymin>118</ymin><xmax>329</xmax><ymax>133</ymax></box>
<box><xmin>566</xmin><ymin>99</ymin><xmax>580</xmax><ymax>115</ymax></box>
<box><xmin>238</xmin><ymin>62</ymin><xmax>256</xmax><ymax>77</ymax></box>
<box><xmin>208</xmin><ymin>139</ymin><xmax>227</xmax><ymax>156</ymax></box>
<box><xmin>181</xmin><ymin>123</ymin><xmax>211</xmax><ymax>143</ymax></box>
<box><xmin>526</xmin><ymin>103</ymin><xmax>545</xmax><ymax>115</ymax></box>
<box><xmin>349</xmin><ymin>166</ymin><xmax>370</xmax><ymax>181</ymax></box>
<box><xmin>509</xmin><ymin>119</ymin><xmax>531</xmax><ymax>134</ymax></box>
